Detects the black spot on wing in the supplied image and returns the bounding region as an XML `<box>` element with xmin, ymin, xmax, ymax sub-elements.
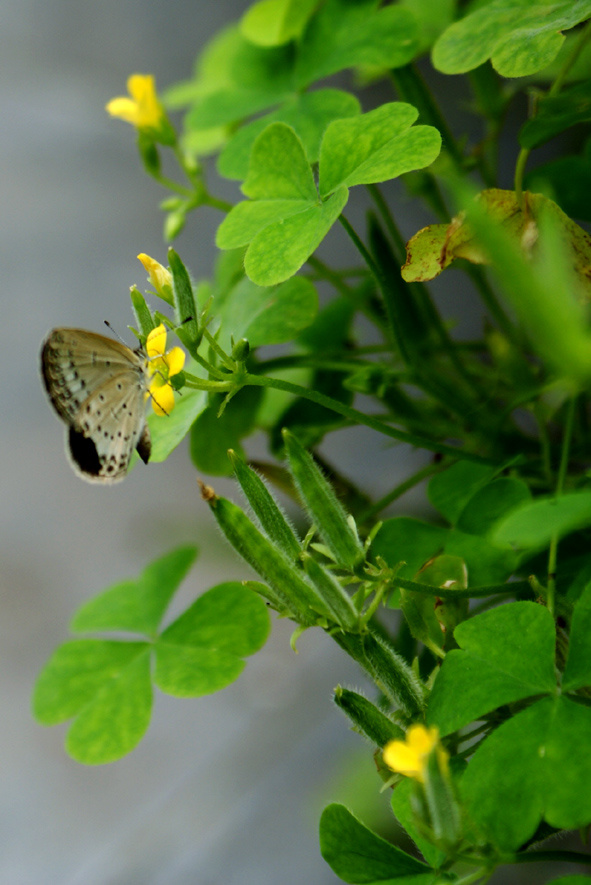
<box><xmin>68</xmin><ymin>426</ymin><xmax>101</xmax><ymax>477</ymax></box>
<box><xmin>136</xmin><ymin>423</ymin><xmax>151</xmax><ymax>464</ymax></box>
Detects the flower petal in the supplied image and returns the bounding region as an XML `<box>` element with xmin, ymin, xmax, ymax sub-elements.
<box><xmin>149</xmin><ymin>379</ymin><xmax>174</xmax><ymax>416</ymax></box>
<box><xmin>164</xmin><ymin>346</ymin><xmax>185</xmax><ymax>377</ymax></box>
<box><xmin>146</xmin><ymin>323</ymin><xmax>167</xmax><ymax>358</ymax></box>
<box><xmin>105</xmin><ymin>97</ymin><xmax>140</xmax><ymax>125</ymax></box>
<box><xmin>137</xmin><ymin>253</ymin><xmax>172</xmax><ymax>297</ymax></box>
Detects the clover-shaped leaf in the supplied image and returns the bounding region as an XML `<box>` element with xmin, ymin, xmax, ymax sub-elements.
<box><xmin>33</xmin><ymin>548</ymin><xmax>270</xmax><ymax>763</ymax></box>
<box><xmin>432</xmin><ymin>0</ymin><xmax>591</xmax><ymax>77</ymax></box>
<box><xmin>320</xmin><ymin>804</ymin><xmax>433</xmax><ymax>884</ymax></box>
<box><xmin>218</xmin><ymin>89</ymin><xmax>360</xmax><ymax>180</ymax></box>
<box><xmin>71</xmin><ymin>546</ymin><xmax>198</xmax><ymax>636</ymax></box>
<box><xmin>155</xmin><ymin>582</ymin><xmax>270</xmax><ymax>696</ymax></box>
<box><xmin>217</xmin><ymin>122</ymin><xmax>348</xmax><ymax>286</ymax></box>
<box><xmin>33</xmin><ymin>640</ymin><xmax>152</xmax><ymax>764</ymax></box>
<box><xmin>296</xmin><ymin>0</ymin><xmax>419</xmax><ymax>87</ymax></box>
<box><xmin>427</xmin><ymin>602</ymin><xmax>557</xmax><ymax>736</ymax></box>
<box><xmin>318</xmin><ymin>103</ymin><xmax>441</xmax><ymax>197</ymax></box>
<box><xmin>462</xmin><ymin>696</ymin><xmax>591</xmax><ymax>849</ymax></box>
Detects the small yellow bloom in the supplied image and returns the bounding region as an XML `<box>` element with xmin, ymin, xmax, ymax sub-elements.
<box><xmin>106</xmin><ymin>74</ymin><xmax>166</xmax><ymax>132</ymax></box>
<box><xmin>137</xmin><ymin>253</ymin><xmax>173</xmax><ymax>304</ymax></box>
<box><xmin>383</xmin><ymin>724</ymin><xmax>447</xmax><ymax>783</ymax></box>
<box><xmin>146</xmin><ymin>323</ymin><xmax>185</xmax><ymax>416</ymax></box>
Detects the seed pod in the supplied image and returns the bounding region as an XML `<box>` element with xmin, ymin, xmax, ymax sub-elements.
<box><xmin>282</xmin><ymin>429</ymin><xmax>364</xmax><ymax>570</ymax></box>
<box><xmin>301</xmin><ymin>552</ymin><xmax>358</xmax><ymax>630</ymax></box>
<box><xmin>208</xmin><ymin>495</ymin><xmax>331</xmax><ymax>626</ymax></box>
<box><xmin>334</xmin><ymin>687</ymin><xmax>404</xmax><ymax>748</ymax></box>
<box><xmin>229</xmin><ymin>451</ymin><xmax>301</xmax><ymax>562</ymax></box>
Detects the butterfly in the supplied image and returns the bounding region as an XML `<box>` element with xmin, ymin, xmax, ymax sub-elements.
<box><xmin>41</xmin><ymin>328</ymin><xmax>152</xmax><ymax>483</ymax></box>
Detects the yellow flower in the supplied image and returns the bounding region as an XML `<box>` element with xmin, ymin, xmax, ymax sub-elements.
<box><xmin>106</xmin><ymin>74</ymin><xmax>167</xmax><ymax>132</ymax></box>
<box><xmin>146</xmin><ymin>323</ymin><xmax>185</xmax><ymax>416</ymax></box>
<box><xmin>383</xmin><ymin>724</ymin><xmax>447</xmax><ymax>783</ymax></box>
<box><xmin>137</xmin><ymin>253</ymin><xmax>174</xmax><ymax>304</ymax></box>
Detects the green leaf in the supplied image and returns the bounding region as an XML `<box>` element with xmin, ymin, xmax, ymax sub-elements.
<box><xmin>155</xmin><ymin>582</ymin><xmax>270</xmax><ymax>697</ymax></box>
<box><xmin>33</xmin><ymin>640</ymin><xmax>152</xmax><ymax>764</ymax></box>
<box><xmin>398</xmin><ymin>0</ymin><xmax>455</xmax><ymax>53</ymax></box>
<box><xmin>443</xmin><ymin>530</ymin><xmax>517</xmax><ymax>587</ymax></box>
<box><xmin>426</xmin><ymin>602</ymin><xmax>557</xmax><ymax>735</ymax></box>
<box><xmin>296</xmin><ymin>0</ymin><xmax>419</xmax><ymax>88</ymax></box>
<box><xmin>455</xmin><ymin>478</ymin><xmax>532</xmax><ymax>536</ymax></box>
<box><xmin>432</xmin><ymin>0</ymin><xmax>591</xmax><ymax>77</ymax></box>
<box><xmin>490</xmin><ymin>491</ymin><xmax>591</xmax><ymax>552</ymax></box>
<box><xmin>218</xmin><ymin>89</ymin><xmax>360</xmax><ymax>180</ymax></box>
<box><xmin>216</xmin><ymin>275</ymin><xmax>319</xmax><ymax>349</ymax></box>
<box><xmin>66</xmin><ymin>650</ymin><xmax>152</xmax><ymax>765</ymax></box>
<box><xmin>182</xmin><ymin>30</ymin><xmax>296</xmax><ymax>129</ymax></box>
<box><xmin>319</xmin><ymin>803</ymin><xmax>433</xmax><ymax>883</ymax></box>
<box><xmin>146</xmin><ymin>384</ymin><xmax>207</xmax><ymax>463</ymax></box>
<box><xmin>319</xmin><ymin>103</ymin><xmax>441</xmax><ymax>197</ymax></box>
<box><xmin>189</xmin><ymin>387</ymin><xmax>264</xmax><ymax>476</ymax></box>
<box><xmin>391</xmin><ymin>779</ymin><xmax>446</xmax><ymax>869</ymax></box>
<box><xmin>216</xmin><ymin>198</ymin><xmax>313</xmax><ymax>249</ymax></box>
<box><xmin>519</xmin><ymin>79</ymin><xmax>591</xmax><ymax>149</ymax></box>
<box><xmin>428</xmin><ymin>462</ymin><xmax>498</xmax><ymax>525</ymax></box>
<box><xmin>371</xmin><ymin>517</ymin><xmax>448</xmax><ymax>580</ymax></box>
<box><xmin>242</xmin><ymin>122</ymin><xmax>317</xmax><ymax>201</ymax></box>
<box><xmin>217</xmin><ymin>123</ymin><xmax>349</xmax><ymax>285</ymax></box>
<box><xmin>244</xmin><ymin>186</ymin><xmax>348</xmax><ymax>286</ymax></box>
<box><xmin>241</xmin><ymin>0</ymin><xmax>318</xmax><ymax>47</ymax></box>
<box><xmin>462</xmin><ymin>696</ymin><xmax>591</xmax><ymax>849</ymax></box>
<box><xmin>563</xmin><ymin>581</ymin><xmax>591</xmax><ymax>691</ymax></box>
<box><xmin>70</xmin><ymin>546</ymin><xmax>198</xmax><ymax>636</ymax></box>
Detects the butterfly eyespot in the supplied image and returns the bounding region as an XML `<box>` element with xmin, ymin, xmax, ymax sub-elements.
<box><xmin>98</xmin><ymin>394</ymin><xmax>105</xmax><ymax>402</ymax></box>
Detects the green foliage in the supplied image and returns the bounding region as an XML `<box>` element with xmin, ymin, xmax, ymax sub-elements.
<box><xmin>319</xmin><ymin>804</ymin><xmax>435</xmax><ymax>884</ymax></box>
<box><xmin>432</xmin><ymin>0</ymin><xmax>591</xmax><ymax>77</ymax></box>
<box><xmin>39</xmin><ymin>0</ymin><xmax>591</xmax><ymax>882</ymax></box>
<box><xmin>33</xmin><ymin>547</ymin><xmax>270</xmax><ymax>762</ymax></box>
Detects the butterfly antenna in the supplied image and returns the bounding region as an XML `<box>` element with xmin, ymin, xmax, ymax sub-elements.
<box><xmin>103</xmin><ymin>320</ymin><xmax>129</xmax><ymax>346</ymax></box>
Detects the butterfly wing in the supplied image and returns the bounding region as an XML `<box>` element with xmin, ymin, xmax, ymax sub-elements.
<box><xmin>41</xmin><ymin>328</ymin><xmax>151</xmax><ymax>483</ymax></box>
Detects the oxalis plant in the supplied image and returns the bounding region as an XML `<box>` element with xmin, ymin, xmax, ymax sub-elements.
<box><xmin>34</xmin><ymin>2</ymin><xmax>591</xmax><ymax>883</ymax></box>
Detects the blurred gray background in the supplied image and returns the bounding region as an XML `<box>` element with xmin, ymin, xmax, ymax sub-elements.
<box><xmin>2</xmin><ymin>2</ymin><xmax>584</xmax><ymax>883</ymax></box>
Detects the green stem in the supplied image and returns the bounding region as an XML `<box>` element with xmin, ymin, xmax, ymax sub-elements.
<box><xmin>549</xmin><ymin>19</ymin><xmax>591</xmax><ymax>97</ymax></box>
<box><xmin>307</xmin><ymin>255</ymin><xmax>385</xmax><ymax>329</ymax></box>
<box><xmin>152</xmin><ymin>171</ymin><xmax>194</xmax><ymax>197</ymax></box>
<box><xmin>547</xmin><ymin>396</ymin><xmax>576</xmax><ymax>616</ymax></box>
<box><xmin>358</xmin><ymin>460</ymin><xmax>446</xmax><ymax>523</ymax></box>
<box><xmin>341</xmin><ymin>213</ymin><xmax>482</xmax><ymax>414</ymax></box>
<box><xmin>514</xmin><ymin>147</ymin><xmax>530</xmax><ymax>207</ymax></box>
<box><xmin>392</xmin><ymin>576</ymin><xmax>528</xmax><ymax>599</ymax></box>
<box><xmin>339</xmin><ymin>214</ymin><xmax>383</xmax><ymax>280</ymax></box>
<box><xmin>243</xmin><ymin>371</ymin><xmax>494</xmax><ymax>464</ymax></box>
<box><xmin>515</xmin><ymin>848</ymin><xmax>591</xmax><ymax>865</ymax></box>
<box><xmin>202</xmin><ymin>193</ymin><xmax>233</xmax><ymax>213</ymax></box>
<box><xmin>366</xmin><ymin>184</ymin><xmax>408</xmax><ymax>258</ymax></box>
